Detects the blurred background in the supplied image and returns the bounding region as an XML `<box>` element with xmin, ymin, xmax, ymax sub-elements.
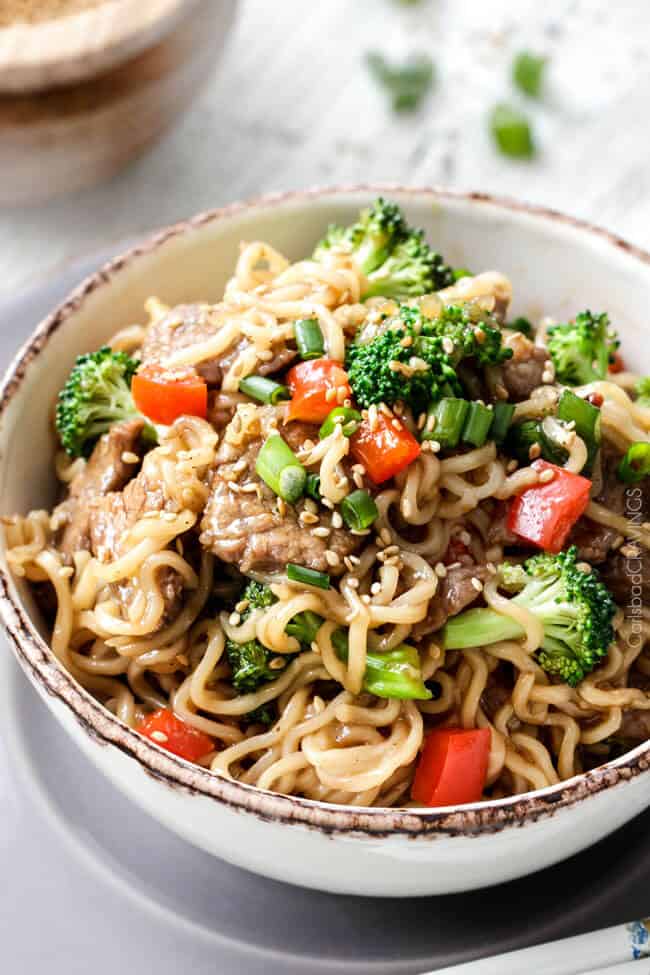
<box><xmin>1</xmin><ymin>0</ymin><xmax>648</xmax><ymax>300</ymax></box>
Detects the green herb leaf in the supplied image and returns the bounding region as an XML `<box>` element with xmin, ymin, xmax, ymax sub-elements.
<box><xmin>490</xmin><ymin>103</ymin><xmax>536</xmax><ymax>159</ymax></box>
<box><xmin>365</xmin><ymin>51</ymin><xmax>435</xmax><ymax>112</ymax></box>
<box><xmin>512</xmin><ymin>51</ymin><xmax>547</xmax><ymax>98</ymax></box>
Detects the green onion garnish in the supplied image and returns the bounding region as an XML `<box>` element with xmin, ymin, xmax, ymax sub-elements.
<box><xmin>286</xmin><ymin>564</ymin><xmax>330</xmax><ymax>589</ymax></box>
<box><xmin>340</xmin><ymin>489</ymin><xmax>378</xmax><ymax>531</ymax></box>
<box><xmin>293</xmin><ymin>318</ymin><xmax>325</xmax><ymax>360</ymax></box>
<box><xmin>557</xmin><ymin>389</ymin><xmax>601</xmax><ymax>473</ymax></box>
<box><xmin>305</xmin><ymin>472</ymin><xmax>321</xmax><ymax>500</ymax></box>
<box><xmin>512</xmin><ymin>50</ymin><xmax>547</xmax><ymax>98</ymax></box>
<box><xmin>489</xmin><ymin>402</ymin><xmax>515</xmax><ymax>444</ymax></box>
<box><xmin>255</xmin><ymin>435</ymin><xmax>306</xmax><ymax>503</ymax></box>
<box><xmin>239</xmin><ymin>375</ymin><xmax>289</xmax><ymax>405</ymax></box>
<box><xmin>423</xmin><ymin>397</ymin><xmax>469</xmax><ymax>448</ymax></box>
<box><xmin>617</xmin><ymin>442</ymin><xmax>650</xmax><ymax>484</ymax></box>
<box><xmin>462</xmin><ymin>403</ymin><xmax>493</xmax><ymax>448</ymax></box>
<box><xmin>319</xmin><ymin>406</ymin><xmax>362</xmax><ymax>439</ymax></box>
<box><xmin>490</xmin><ymin>103</ymin><xmax>536</xmax><ymax>159</ymax></box>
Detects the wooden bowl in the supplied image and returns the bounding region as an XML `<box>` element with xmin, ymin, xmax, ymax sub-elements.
<box><xmin>0</xmin><ymin>0</ymin><xmax>237</xmax><ymax>205</ymax></box>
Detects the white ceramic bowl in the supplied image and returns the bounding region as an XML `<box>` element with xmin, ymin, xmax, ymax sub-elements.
<box><xmin>1</xmin><ymin>187</ymin><xmax>650</xmax><ymax>898</ymax></box>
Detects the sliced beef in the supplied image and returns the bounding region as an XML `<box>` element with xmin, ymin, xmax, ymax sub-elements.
<box><xmin>617</xmin><ymin>707</ymin><xmax>650</xmax><ymax>743</ymax></box>
<box><xmin>55</xmin><ymin>419</ymin><xmax>144</xmax><ymax>562</ymax></box>
<box><xmin>89</xmin><ymin>459</ymin><xmax>184</xmax><ymax>624</ymax></box>
<box><xmin>140</xmin><ymin>304</ymin><xmax>296</xmax><ymax>386</ymax></box>
<box><xmin>500</xmin><ymin>333</ymin><xmax>551</xmax><ymax>401</ymax></box>
<box><xmin>412</xmin><ymin>564</ymin><xmax>487</xmax><ymax>639</ymax></box>
<box><xmin>200</xmin><ymin>406</ymin><xmax>362</xmax><ymax>575</ymax></box>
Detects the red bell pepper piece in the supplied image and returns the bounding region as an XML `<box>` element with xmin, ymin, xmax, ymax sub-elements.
<box><xmin>286</xmin><ymin>359</ymin><xmax>352</xmax><ymax>423</ymax></box>
<box><xmin>132</xmin><ymin>363</ymin><xmax>207</xmax><ymax>425</ymax></box>
<box><xmin>350</xmin><ymin>412</ymin><xmax>421</xmax><ymax>484</ymax></box>
<box><xmin>411</xmin><ymin>727</ymin><xmax>491</xmax><ymax>807</ymax></box>
<box><xmin>137</xmin><ymin>708</ymin><xmax>214</xmax><ymax>763</ymax></box>
<box><xmin>507</xmin><ymin>460</ymin><xmax>591</xmax><ymax>554</ymax></box>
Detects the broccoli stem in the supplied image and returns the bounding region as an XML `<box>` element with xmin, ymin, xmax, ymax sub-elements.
<box><xmin>331</xmin><ymin>630</ymin><xmax>431</xmax><ymax>700</ymax></box>
<box><xmin>442</xmin><ymin>607</ymin><xmax>525</xmax><ymax>650</ymax></box>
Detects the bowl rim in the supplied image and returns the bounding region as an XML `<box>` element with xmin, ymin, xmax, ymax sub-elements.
<box><xmin>2</xmin><ymin>182</ymin><xmax>650</xmax><ymax>840</ymax></box>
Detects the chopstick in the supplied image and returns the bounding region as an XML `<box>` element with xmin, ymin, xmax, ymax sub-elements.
<box><xmin>426</xmin><ymin>918</ymin><xmax>650</xmax><ymax>975</ymax></box>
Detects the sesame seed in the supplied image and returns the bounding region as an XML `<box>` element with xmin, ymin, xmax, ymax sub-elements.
<box><xmin>348</xmin><ymin>554</ymin><xmax>361</xmax><ymax>565</ymax></box>
<box><xmin>300</xmin><ymin>511</ymin><xmax>319</xmax><ymax>525</ymax></box>
<box><xmin>151</xmin><ymin>731</ymin><xmax>168</xmax><ymax>743</ymax></box>
<box><xmin>429</xmin><ymin>440</ymin><xmax>441</xmax><ymax>453</ymax></box>
<box><xmin>269</xmin><ymin>657</ymin><xmax>286</xmax><ymax>670</ymax></box>
<box><xmin>312</xmin><ymin>526</ymin><xmax>330</xmax><ymax>538</ymax></box>
<box><xmin>336</xmin><ymin>386</ymin><xmax>348</xmax><ymax>404</ymax></box>
<box><xmin>347</xmin><ymin>577</ymin><xmax>360</xmax><ymax>589</ymax></box>
<box><xmin>235</xmin><ymin>599</ymin><xmax>250</xmax><ymax>613</ymax></box>
<box><xmin>389</xmin><ymin>360</ymin><xmax>401</xmax><ymax>372</ymax></box>
<box><xmin>121</xmin><ymin>451</ymin><xmax>140</xmax><ymax>464</ymax></box>
<box><xmin>538</xmin><ymin>469</ymin><xmax>555</xmax><ymax>484</ymax></box>
<box><xmin>474</xmin><ymin>327</ymin><xmax>486</xmax><ymax>345</ymax></box>
<box><xmin>383</xmin><ymin>544</ymin><xmax>400</xmax><ymax>556</ymax></box>
<box><xmin>331</xmin><ymin>511</ymin><xmax>343</xmax><ymax>529</ymax></box>
<box><xmin>380</xmin><ymin>528</ymin><xmax>392</xmax><ymax>545</ymax></box>
<box><xmin>370</xmin><ymin>582</ymin><xmax>382</xmax><ymax>595</ymax></box>
<box><xmin>321</xmin><ymin>497</ymin><xmax>334</xmax><ymax>509</ymax></box>
<box><xmin>232</xmin><ymin>459</ymin><xmax>247</xmax><ymax>472</ymax></box>
<box><xmin>576</xmin><ymin>561</ymin><xmax>592</xmax><ymax>574</ymax></box>
<box><xmin>400</xmin><ymin>335</ymin><xmax>413</xmax><ymax>348</ymax></box>
<box><xmin>343</xmin><ymin>557</ymin><xmax>355</xmax><ymax>572</ymax></box>
<box><xmin>241</xmin><ymin>482</ymin><xmax>260</xmax><ymax>493</ymax></box>
<box><xmin>229</xmin><ymin>612</ymin><xmax>241</xmax><ymax>626</ymax></box>
<box><xmin>325</xmin><ymin>550</ymin><xmax>341</xmax><ymax>566</ymax></box>
<box><xmin>487</xmin><ymin>562</ymin><xmax>497</xmax><ymax>574</ymax></box>
<box><xmin>434</xmin><ymin>562</ymin><xmax>447</xmax><ymax>578</ymax></box>
<box><xmin>471</xmin><ymin>577</ymin><xmax>483</xmax><ymax>592</ymax></box>
<box><xmin>458</xmin><ymin>530</ymin><xmax>471</xmax><ymax>545</ymax></box>
<box><xmin>442</xmin><ymin>337</ymin><xmax>455</xmax><ymax>355</ymax></box>
<box><xmin>303</xmin><ymin>439</ymin><xmax>315</xmax><ymax>451</ymax></box>
<box><xmin>447</xmin><ymin>561</ymin><xmax>462</xmax><ymax>570</ymax></box>
<box><xmin>391</xmin><ymin>418</ymin><xmax>403</xmax><ymax>431</ymax></box>
<box><xmin>542</xmin><ymin>371</ymin><xmax>554</xmax><ymax>384</ymax></box>
<box><xmin>325</xmin><ymin>387</ymin><xmax>337</xmax><ymax>402</ymax></box>
<box><xmin>361</xmin><ymin>594</ymin><xmax>371</xmax><ymax>605</ymax></box>
<box><xmin>417</xmin><ymin>413</ymin><xmax>426</xmax><ymax>430</ymax></box>
<box><xmin>379</xmin><ymin>403</ymin><xmax>393</xmax><ymax>417</ymax></box>
<box><xmin>350</xmin><ymin>528</ymin><xmax>371</xmax><ymax>536</ymax></box>
<box><xmin>528</xmin><ymin>444</ymin><xmax>542</xmax><ymax>460</ymax></box>
<box><xmin>353</xmin><ymin>471</ymin><xmax>364</xmax><ymax>489</ymax></box>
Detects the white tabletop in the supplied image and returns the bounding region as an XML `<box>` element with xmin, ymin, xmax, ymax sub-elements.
<box><xmin>3</xmin><ymin>0</ymin><xmax>650</xmax><ymax>300</ymax></box>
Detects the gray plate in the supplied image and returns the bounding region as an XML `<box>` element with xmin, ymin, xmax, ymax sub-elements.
<box><xmin>0</xmin><ymin>253</ymin><xmax>649</xmax><ymax>975</ymax></box>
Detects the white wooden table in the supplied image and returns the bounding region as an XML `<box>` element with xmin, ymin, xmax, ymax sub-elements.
<box><xmin>2</xmin><ymin>0</ymin><xmax>650</xmax><ymax>299</ymax></box>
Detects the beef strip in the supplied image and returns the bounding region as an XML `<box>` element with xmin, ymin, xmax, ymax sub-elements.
<box><xmin>500</xmin><ymin>333</ymin><xmax>551</xmax><ymax>401</ymax></box>
<box><xmin>200</xmin><ymin>406</ymin><xmax>363</xmax><ymax>575</ymax></box>
<box><xmin>412</xmin><ymin>563</ymin><xmax>488</xmax><ymax>639</ymax></box>
<box><xmin>54</xmin><ymin>419</ymin><xmax>145</xmax><ymax>562</ymax></box>
<box><xmin>88</xmin><ymin>458</ymin><xmax>184</xmax><ymax>624</ymax></box>
<box><xmin>140</xmin><ymin>304</ymin><xmax>296</xmax><ymax>386</ymax></box>
<box><xmin>617</xmin><ymin>708</ymin><xmax>650</xmax><ymax>742</ymax></box>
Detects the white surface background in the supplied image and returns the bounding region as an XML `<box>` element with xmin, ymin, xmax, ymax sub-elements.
<box><xmin>3</xmin><ymin>0</ymin><xmax>650</xmax><ymax>298</ymax></box>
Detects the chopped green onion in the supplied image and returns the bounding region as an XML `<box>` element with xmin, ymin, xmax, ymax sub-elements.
<box><xmin>239</xmin><ymin>375</ymin><xmax>289</xmax><ymax>405</ymax></box>
<box><xmin>319</xmin><ymin>406</ymin><xmax>362</xmax><ymax>439</ymax></box>
<box><xmin>507</xmin><ymin>418</ymin><xmax>569</xmax><ymax>467</ymax></box>
<box><xmin>293</xmin><ymin>318</ymin><xmax>324</xmax><ymax>361</ymax></box>
<box><xmin>423</xmin><ymin>397</ymin><xmax>469</xmax><ymax>448</ymax></box>
<box><xmin>512</xmin><ymin>50</ymin><xmax>547</xmax><ymax>98</ymax></box>
<box><xmin>557</xmin><ymin>388</ymin><xmax>601</xmax><ymax>473</ymax></box>
<box><xmin>489</xmin><ymin>402</ymin><xmax>515</xmax><ymax>444</ymax></box>
<box><xmin>617</xmin><ymin>442</ymin><xmax>650</xmax><ymax>484</ymax></box>
<box><xmin>462</xmin><ymin>402</ymin><xmax>493</xmax><ymax>447</ymax></box>
<box><xmin>255</xmin><ymin>435</ymin><xmax>306</xmax><ymax>503</ymax></box>
<box><xmin>340</xmin><ymin>489</ymin><xmax>378</xmax><ymax>531</ymax></box>
<box><xmin>305</xmin><ymin>472</ymin><xmax>321</xmax><ymax>500</ymax></box>
<box><xmin>490</xmin><ymin>103</ymin><xmax>536</xmax><ymax>159</ymax></box>
<box><xmin>332</xmin><ymin>630</ymin><xmax>431</xmax><ymax>700</ymax></box>
<box><xmin>286</xmin><ymin>610</ymin><xmax>324</xmax><ymax>645</ymax></box>
<box><xmin>286</xmin><ymin>564</ymin><xmax>331</xmax><ymax>589</ymax></box>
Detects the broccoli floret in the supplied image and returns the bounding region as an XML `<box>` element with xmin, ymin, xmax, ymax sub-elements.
<box><xmin>442</xmin><ymin>547</ymin><xmax>616</xmax><ymax>687</ymax></box>
<box><xmin>346</xmin><ymin>304</ymin><xmax>511</xmax><ymax>412</ymax></box>
<box><xmin>546</xmin><ymin>311</ymin><xmax>620</xmax><ymax>386</ymax></box>
<box><xmin>313</xmin><ymin>198</ymin><xmax>454</xmax><ymax>300</ymax></box>
<box><xmin>55</xmin><ymin>347</ymin><xmax>141</xmax><ymax>458</ymax></box>
<box><xmin>314</xmin><ymin>198</ymin><xmax>407</xmax><ymax>275</ymax></box>
<box><xmin>243</xmin><ymin>703</ymin><xmax>276</xmax><ymax>728</ymax></box>
<box><xmin>508</xmin><ymin>315</ymin><xmax>534</xmax><ymax>337</ymax></box>
<box><xmin>225</xmin><ymin>581</ymin><xmax>319</xmax><ymax>693</ymax></box>
<box><xmin>635</xmin><ymin>376</ymin><xmax>650</xmax><ymax>408</ymax></box>
<box><xmin>363</xmin><ymin>229</ymin><xmax>455</xmax><ymax>300</ymax></box>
